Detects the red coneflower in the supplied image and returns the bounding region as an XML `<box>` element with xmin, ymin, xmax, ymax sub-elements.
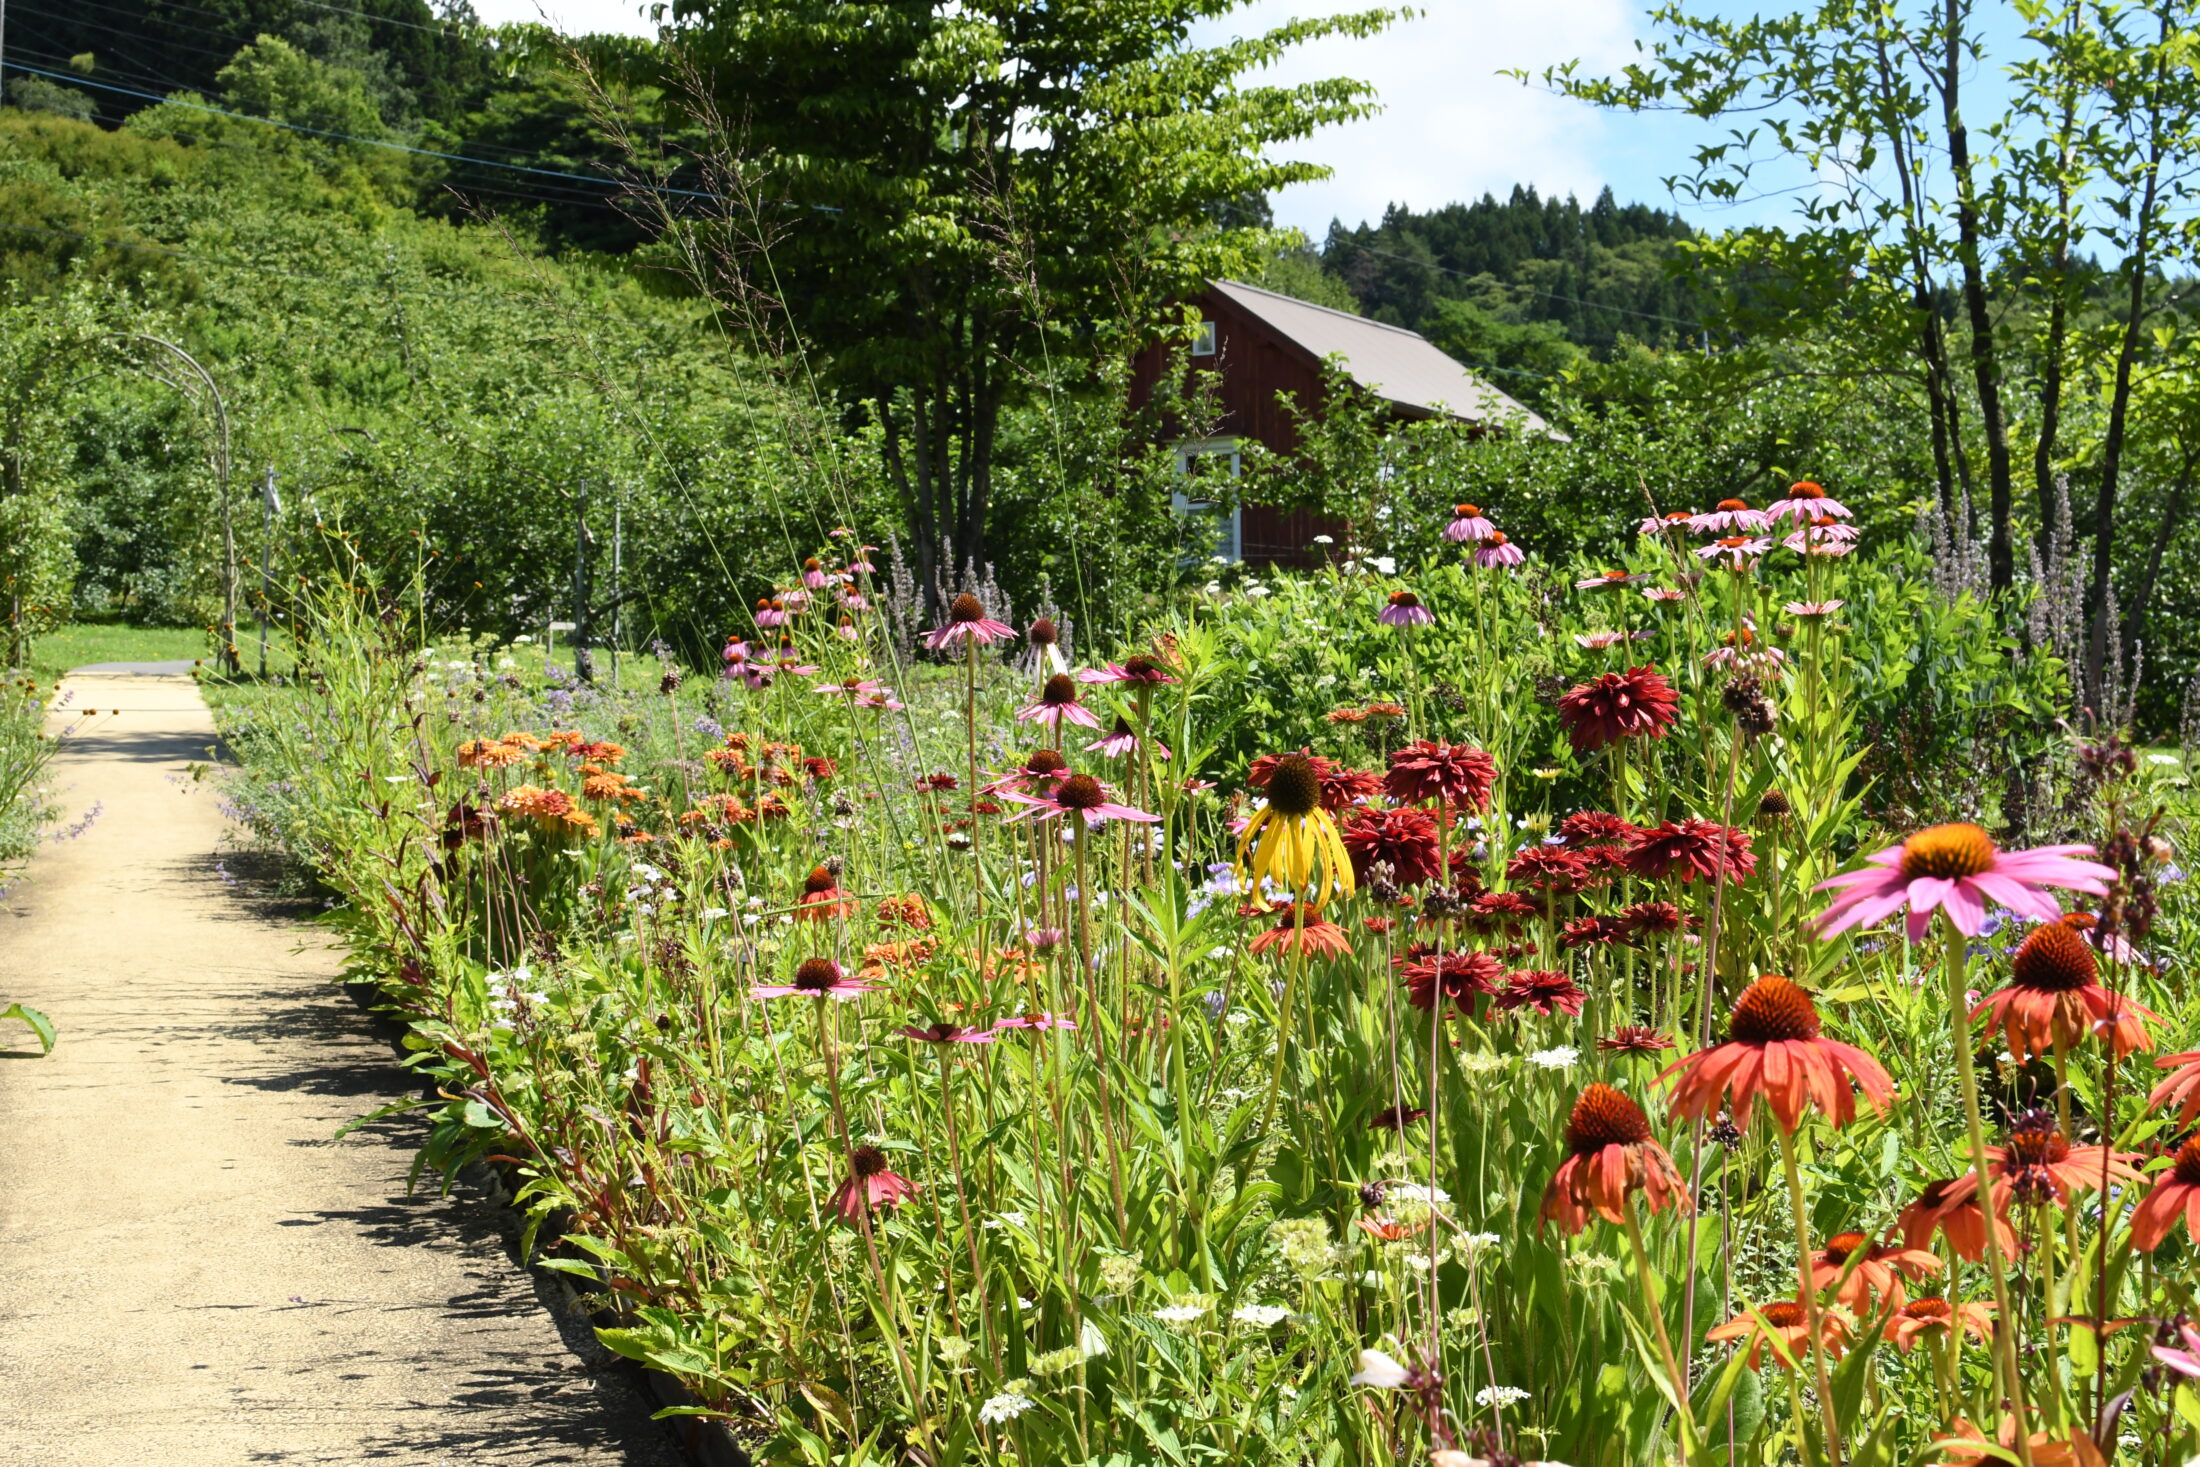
<box><xmin>1555</xmin><ymin>665</ymin><xmax>1680</xmax><ymax>754</ymax></box>
<box><xmin>1558</xmin><ymin>810</ymin><xmax>1640</xmax><ymax>847</ymax></box>
<box><xmin>1560</xmin><ymin>915</ymin><xmax>1636</xmax><ymax>950</ymax></box>
<box><xmin>1339</xmin><ymin>806</ymin><xmax>1442</xmax><ymax>887</ymax></box>
<box><xmin>830</xmin><ymin>1144</ymin><xmax>920</xmax><ymax>1221</ymax></box>
<box><xmin>1661</xmin><ymin>975</ymin><xmax>1896</xmax><ymax>1133</ymax></box>
<box><xmin>1972</xmin><ymin>918</ymin><xmax>2155</xmax><ymax>1061</ymax></box>
<box><xmin>754</xmin><ymin>956</ymin><xmax>877</xmax><ymax>1002</ymax></box>
<box><xmin>1369</xmin><ymin>1103</ymin><xmax>1429</xmax><ymax>1130</ymax></box>
<box><xmin>1937</xmin><ymin>1109</ymin><xmax>2140</xmax><ymax>1213</ymax></box>
<box><xmin>2128</xmin><ymin>1135</ymin><xmax>2200</xmax><ymax>1251</ymax></box>
<box><xmin>2148</xmin><ymin>1049</ymin><xmax>2200</xmax><ymax>1125</ymax></box>
<box><xmin>1496</xmin><ymin>968</ymin><xmax>1585</xmax><ymax>1017</ymax></box>
<box><xmin>923</xmin><ymin>591</ymin><xmax>1016</xmax><ymax>650</ymax></box>
<box><xmin>1617</xmin><ymin>900</ymin><xmax>1688</xmax><ymax>937</ymax></box>
<box><xmin>1884</xmin><ymin>1297</ymin><xmax>1993</xmax><ymax>1353</ymax></box>
<box><xmin>1705</xmin><ymin>1299</ymin><xmax>1849</xmax><ymax>1370</ymax></box>
<box><xmin>1897</xmin><ymin>1176</ymin><xmax>2016</xmax><ymax>1263</ymax></box>
<box><xmin>1400</xmin><ymin>947</ymin><xmax>1504</xmax><ymax>1017</ymax></box>
<box><xmin>1808</xmin><ymin>1230</ymin><xmax>1940</xmax><ymax>1312</ymax></box>
<box><xmin>1383</xmin><ymin>740</ymin><xmax>1498</xmax><ymax>810</ymax></box>
<box><xmin>1462</xmin><ymin>889</ymin><xmax>1539</xmax><ymax>937</ymax></box>
<box><xmin>1250</xmin><ymin>748</ymin><xmax>1383</xmax><ymax>812</ymax></box>
<box><xmin>1623</xmin><ymin>818</ymin><xmax>1756</xmax><ymax>884</ymax></box>
<box><xmin>1538</xmin><ymin>1083</ymin><xmax>1689</xmax><ymax>1234</ymax></box>
<box><xmin>1507</xmin><ymin>844</ymin><xmax>1597</xmax><ymax>891</ymax></box>
<box><xmin>1248</xmin><ymin>903</ymin><xmax>1353</xmax><ymax>960</ymax></box>
<box><xmin>795</xmin><ymin>865</ymin><xmax>857</xmax><ymax>921</ymax></box>
<box><xmin>1599</xmin><ymin>1025</ymin><xmax>1675</xmax><ymax>1055</ymax></box>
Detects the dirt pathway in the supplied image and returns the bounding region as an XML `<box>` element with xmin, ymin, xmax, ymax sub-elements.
<box><xmin>0</xmin><ymin>670</ymin><xmax>683</xmax><ymax>1466</ymax></box>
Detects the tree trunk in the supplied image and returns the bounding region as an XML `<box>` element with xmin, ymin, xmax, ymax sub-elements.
<box><xmin>1875</xmin><ymin>36</ymin><xmax>1961</xmax><ymax>515</ymax></box>
<box><xmin>1943</xmin><ymin>0</ymin><xmax>2017</xmax><ymax>590</ymax></box>
<box><xmin>2034</xmin><ymin>10</ymin><xmax>2080</xmax><ymax>566</ymax></box>
<box><xmin>2125</xmin><ymin>448</ymin><xmax>2193</xmax><ymax>660</ymax></box>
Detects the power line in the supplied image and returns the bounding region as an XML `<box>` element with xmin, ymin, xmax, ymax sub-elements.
<box><xmin>5</xmin><ymin>60</ymin><xmax>724</xmax><ymax>202</ymax></box>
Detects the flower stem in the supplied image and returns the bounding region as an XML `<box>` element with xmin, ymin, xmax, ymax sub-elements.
<box><xmin>1775</xmin><ymin>1123</ymin><xmax>1844</xmax><ymax>1467</ymax></box>
<box><xmin>1623</xmin><ymin>1195</ymin><xmax>1697</xmax><ymax>1449</ymax></box>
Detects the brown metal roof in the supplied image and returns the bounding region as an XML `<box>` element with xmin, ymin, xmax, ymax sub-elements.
<box><xmin>1209</xmin><ymin>278</ymin><xmax>1554</xmax><ymax>436</ymax></box>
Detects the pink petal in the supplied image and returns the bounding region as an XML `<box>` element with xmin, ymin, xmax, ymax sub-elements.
<box><xmin>1938</xmin><ymin>879</ymin><xmax>1987</xmax><ymax>935</ymax></box>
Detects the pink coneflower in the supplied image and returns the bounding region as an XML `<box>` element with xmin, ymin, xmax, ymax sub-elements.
<box><xmin>984</xmin><ymin>748</ymin><xmax>1069</xmax><ymax>794</ymax></box>
<box><xmin>765</xmin><ymin>641</ymin><xmax>819</xmax><ymax>675</ymax></box>
<box><xmin>1786</xmin><ymin>532</ymin><xmax>1855</xmax><ymax>557</ymax></box>
<box><xmin>1617</xmin><ymin>899</ymin><xmax>1688</xmax><ymax>936</ymax></box>
<box><xmin>848</xmin><ymin>545</ymin><xmax>878</xmax><ymax>573</ymax></box>
<box><xmin>1764</xmin><ymin>480</ymin><xmax>1852</xmax><ymax>526</ymax></box>
<box><xmin>2148</xmin><ymin>1050</ymin><xmax>2200</xmax><ymax>1125</ymax></box>
<box><xmin>1812</xmin><ymin>823</ymin><xmax>2116</xmax><ymax>942</ymax></box>
<box><xmin>923</xmin><ymin>591</ymin><xmax>1015</xmax><ymax>651</ymax></box>
<box><xmin>1576</xmin><ymin>569</ymin><xmax>1651</xmax><ymax>591</ymax></box>
<box><xmin>816</xmin><ymin>676</ymin><xmax>899</xmax><ymax>704</ymax></box>
<box><xmin>1556</xmin><ymin>665</ymin><xmax>1680</xmax><ymax>754</ymax></box>
<box><xmin>1624</xmin><ymin>818</ymin><xmax>1755</xmax><ymax>884</ymax></box>
<box><xmin>1339</xmin><ymin>806</ymin><xmax>1442</xmax><ymax>887</ymax></box>
<box><xmin>1086</xmin><ymin>715</ymin><xmax>1167</xmax><ymax>761</ymax></box>
<box><xmin>1971</xmin><ymin>918</ymin><xmax>2155</xmax><ymax>1061</ymax></box>
<box><xmin>1078</xmin><ymin>653</ymin><xmax>1176</xmax><ymax>686</ymax></box>
<box><xmin>1792</xmin><ymin>514</ymin><xmax>1859</xmax><ymax>542</ymax></box>
<box><xmin>1496</xmin><ymin>968</ymin><xmax>1585</xmax><ymax>1017</ymax></box>
<box><xmin>1000</xmin><ymin>771</ymin><xmax>1157</xmax><ymax>827</ymax></box>
<box><xmin>722</xmin><ymin>641</ymin><xmax>770</xmax><ymax>690</ymax></box>
<box><xmin>1017</xmin><ymin>673</ymin><xmax>1102</xmax><ymax>735</ymax></box>
<box><xmin>1784</xmin><ymin>599</ymin><xmax>1844</xmax><ymax>618</ymax></box>
<box><xmin>1575</xmin><ymin>630</ymin><xmax>1627</xmax><ymax>650</ymax></box>
<box><xmin>830</xmin><ymin>1144</ymin><xmax>919</xmax><ymax>1221</ymax></box>
<box><xmin>994</xmin><ymin>1011</ymin><xmax>1077</xmax><ymax>1033</ymax></box>
<box><xmin>1384</xmin><ymin>740</ymin><xmax>1497</xmax><ymax>810</ymax></box>
<box><xmin>1538</xmin><ymin>1083</ymin><xmax>1688</xmax><ymax>1234</ymax></box>
<box><xmin>1248</xmin><ymin>902</ymin><xmax>1352</xmax><ymax>960</ymax></box>
<box><xmin>1379</xmin><ymin>590</ymin><xmax>1434</xmax><ymax>627</ymax></box>
<box><xmin>1638</xmin><ymin>510</ymin><xmax>1697</xmax><ymax>536</ymax></box>
<box><xmin>754</xmin><ymin>956</ymin><xmax>877</xmax><ymax>1001</ymax></box>
<box><xmin>1400</xmin><ymin>946</ymin><xmax>1504</xmax><ymax>1017</ymax></box>
<box><xmin>1689</xmin><ymin>498</ymin><xmax>1771</xmax><ymax>534</ymax></box>
<box><xmin>1476</xmin><ymin>531</ymin><xmax>1525</xmax><ymax>567</ymax></box>
<box><xmin>801</xmin><ymin>557</ymin><xmax>831</xmax><ymax>590</ymax></box>
<box><xmin>900</xmin><ymin>1021</ymin><xmax>998</xmax><ymax>1044</ymax></box>
<box><xmin>1642</xmin><ymin>586</ymin><xmax>1688</xmax><ymax>603</ymax></box>
<box><xmin>836</xmin><ymin>618</ymin><xmax>860</xmax><ymax>640</ymax></box>
<box><xmin>1444</xmin><ymin>502</ymin><xmax>1495</xmax><ymax>542</ymax></box>
<box><xmin>2130</xmin><ymin>1136</ymin><xmax>2200</xmax><ymax>1252</ymax></box>
<box><xmin>1660</xmin><ymin>975</ymin><xmax>1895</xmax><ymax>1133</ymax></box>
<box><xmin>754</xmin><ymin>597</ymin><xmax>789</xmax><ymax>628</ymax></box>
<box><xmin>1696</xmin><ymin>535</ymin><xmax>1772</xmax><ymax>568</ymax></box>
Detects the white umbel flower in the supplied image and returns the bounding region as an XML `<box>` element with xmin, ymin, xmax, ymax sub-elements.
<box><xmin>978</xmin><ymin>1392</ymin><xmax>1034</xmax><ymax>1425</ymax></box>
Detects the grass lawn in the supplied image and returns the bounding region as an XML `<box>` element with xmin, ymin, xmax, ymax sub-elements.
<box><xmin>18</xmin><ymin>624</ymin><xmax>296</xmax><ymax>684</ymax></box>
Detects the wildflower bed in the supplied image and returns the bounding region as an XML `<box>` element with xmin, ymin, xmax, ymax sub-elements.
<box><xmin>220</xmin><ymin>497</ymin><xmax>2200</xmax><ymax>1467</ymax></box>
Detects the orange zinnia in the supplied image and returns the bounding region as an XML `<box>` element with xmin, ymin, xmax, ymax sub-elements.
<box><xmin>1659</xmin><ymin>975</ymin><xmax>1895</xmax><ymax>1133</ymax></box>
<box><xmin>1538</xmin><ymin>1084</ymin><xmax>1689</xmax><ymax>1234</ymax></box>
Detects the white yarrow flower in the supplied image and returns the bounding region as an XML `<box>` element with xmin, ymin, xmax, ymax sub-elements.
<box><xmin>1153</xmin><ymin>1301</ymin><xmax>1211</xmax><ymax>1326</ymax></box>
<box><xmin>1232</xmin><ymin>1303</ymin><xmax>1290</xmax><ymax>1327</ymax></box>
<box><xmin>1528</xmin><ymin>1045</ymin><xmax>1579</xmax><ymax>1070</ymax></box>
<box><xmin>978</xmin><ymin>1392</ymin><xmax>1034</xmax><ymax>1425</ymax></box>
<box><xmin>1477</xmin><ymin>1385</ymin><xmax>1530</xmax><ymax>1408</ymax></box>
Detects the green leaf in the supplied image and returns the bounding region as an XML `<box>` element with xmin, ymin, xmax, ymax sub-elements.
<box><xmin>0</xmin><ymin>1002</ymin><xmax>54</xmax><ymax>1054</ymax></box>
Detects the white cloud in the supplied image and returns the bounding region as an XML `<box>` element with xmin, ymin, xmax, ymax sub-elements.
<box><xmin>1199</xmin><ymin>0</ymin><xmax>1654</xmax><ymax>236</ymax></box>
<box><xmin>469</xmin><ymin>0</ymin><xmax>658</xmax><ymax>38</ymax></box>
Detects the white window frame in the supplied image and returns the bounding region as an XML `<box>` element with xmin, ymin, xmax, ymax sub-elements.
<box><xmin>1171</xmin><ymin>437</ymin><xmax>1243</xmax><ymax>564</ymax></box>
<box><xmin>1190</xmin><ymin>319</ymin><xmax>1218</xmax><ymax>357</ymax></box>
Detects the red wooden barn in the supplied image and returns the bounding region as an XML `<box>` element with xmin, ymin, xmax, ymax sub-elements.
<box><xmin>1128</xmin><ymin>279</ymin><xmax>1551</xmax><ymax>568</ymax></box>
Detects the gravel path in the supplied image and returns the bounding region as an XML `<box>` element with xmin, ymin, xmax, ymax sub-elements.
<box><xmin>0</xmin><ymin>671</ymin><xmax>684</xmax><ymax>1466</ymax></box>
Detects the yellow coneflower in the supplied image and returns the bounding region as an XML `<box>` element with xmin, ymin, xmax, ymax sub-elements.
<box><xmin>1235</xmin><ymin>752</ymin><xmax>1354</xmax><ymax>911</ymax></box>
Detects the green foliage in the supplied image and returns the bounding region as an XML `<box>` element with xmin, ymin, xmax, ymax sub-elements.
<box><xmin>217</xmin><ymin>34</ymin><xmax>394</xmax><ymax>141</ymax></box>
<box><xmin>8</xmin><ymin>77</ymin><xmax>97</xmax><ymax>123</ymax></box>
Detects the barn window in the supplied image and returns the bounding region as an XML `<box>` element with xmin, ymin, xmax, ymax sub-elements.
<box><xmin>1171</xmin><ymin>438</ymin><xmax>1241</xmax><ymax>564</ymax></box>
<box><xmin>1191</xmin><ymin>320</ymin><xmax>1217</xmax><ymax>357</ymax></box>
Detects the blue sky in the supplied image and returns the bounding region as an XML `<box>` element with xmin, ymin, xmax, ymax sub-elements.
<box><xmin>469</xmin><ymin>0</ymin><xmax>2032</xmax><ymax>241</ymax></box>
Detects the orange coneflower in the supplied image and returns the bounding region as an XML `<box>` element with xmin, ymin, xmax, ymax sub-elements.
<box><xmin>1808</xmin><ymin>1230</ymin><xmax>1940</xmax><ymax>1312</ymax></box>
<box><xmin>1883</xmin><ymin>1297</ymin><xmax>1993</xmax><ymax>1353</ymax></box>
<box><xmin>1936</xmin><ymin>1417</ymin><xmax>2105</xmax><ymax>1467</ymax></box>
<box><xmin>1538</xmin><ymin>1083</ymin><xmax>1689</xmax><ymax>1234</ymax></box>
<box><xmin>1705</xmin><ymin>1298</ymin><xmax>1849</xmax><ymax>1370</ymax></box>
<box><xmin>1937</xmin><ymin>1109</ymin><xmax>2141</xmax><ymax>1214</ymax></box>
<box><xmin>1972</xmin><ymin>918</ymin><xmax>2155</xmax><ymax>1061</ymax></box>
<box><xmin>795</xmin><ymin>865</ymin><xmax>856</xmax><ymax>921</ymax></box>
<box><xmin>830</xmin><ymin>1145</ymin><xmax>919</xmax><ymax>1222</ymax></box>
<box><xmin>1897</xmin><ymin>1176</ymin><xmax>2017</xmax><ymax>1263</ymax></box>
<box><xmin>1248</xmin><ymin>902</ymin><xmax>1352</xmax><ymax>961</ymax></box>
<box><xmin>2130</xmin><ymin>1135</ymin><xmax>2200</xmax><ymax>1252</ymax></box>
<box><xmin>1660</xmin><ymin>975</ymin><xmax>1895</xmax><ymax>1133</ymax></box>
